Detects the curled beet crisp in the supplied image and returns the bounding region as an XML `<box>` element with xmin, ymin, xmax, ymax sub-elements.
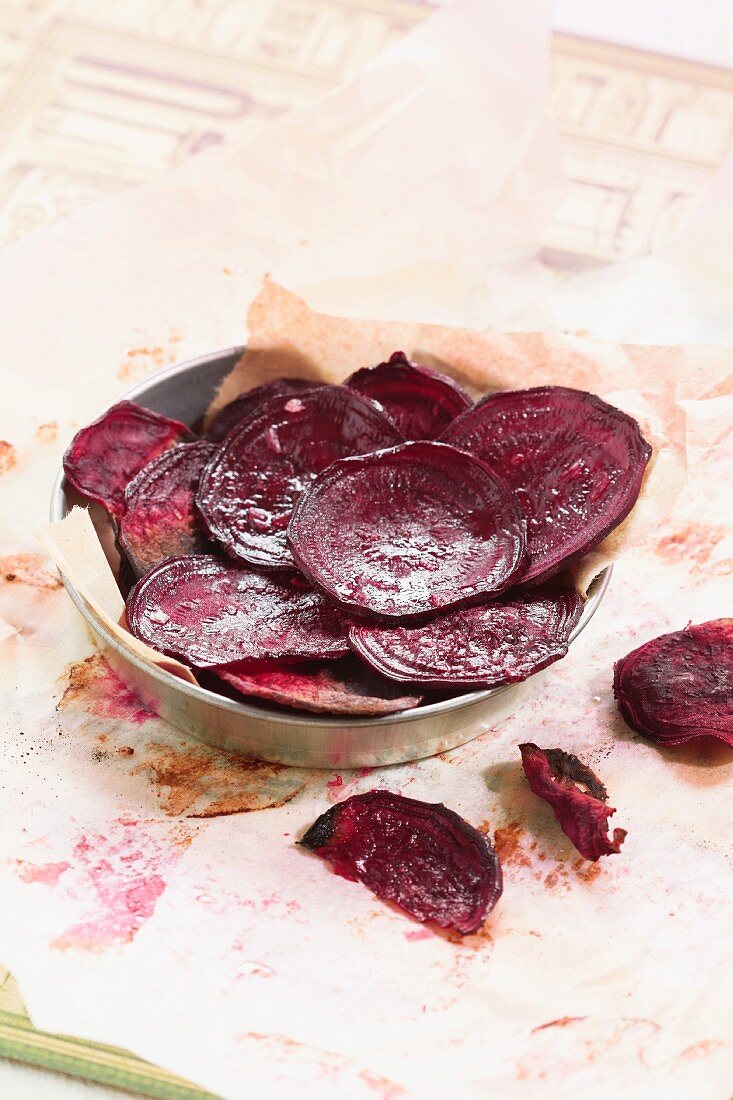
<box><xmin>350</xmin><ymin>587</ymin><xmax>583</xmax><ymax>688</ymax></box>
<box><xmin>196</xmin><ymin>387</ymin><xmax>402</xmax><ymax>571</ymax></box>
<box><xmin>63</xmin><ymin>401</ymin><xmax>193</xmax><ymax>516</ymax></box>
<box><xmin>119</xmin><ymin>441</ymin><xmax>215</xmax><ymax>577</ymax></box>
<box><xmin>519</xmin><ymin>743</ymin><xmax>626</xmax><ymax>861</ymax></box>
<box><xmin>614</xmin><ymin>619</ymin><xmax>733</xmax><ymax>747</ymax></box>
<box><xmin>205</xmin><ymin>379</ymin><xmax>314</xmax><ymax>443</ymax></box>
<box><xmin>288</xmin><ymin>440</ymin><xmax>527</xmax><ymax>621</ymax></box>
<box><xmin>300</xmin><ymin>791</ymin><xmax>502</xmax><ymax>933</ymax></box>
<box><xmin>126</xmin><ymin>554</ymin><xmax>348</xmax><ymax>668</ymax></box>
<box><xmin>346</xmin><ymin>352</ymin><xmax>472</xmax><ymax>440</ymax></box>
<box><xmin>443</xmin><ymin>386</ymin><xmax>651</xmax><ymax>584</ymax></box>
<box><xmin>218</xmin><ymin>656</ymin><xmax>423</xmax><ymax>715</ymax></box>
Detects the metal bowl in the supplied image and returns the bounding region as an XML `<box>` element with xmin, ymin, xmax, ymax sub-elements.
<box><xmin>50</xmin><ymin>347</ymin><xmax>611</xmax><ymax>768</ymax></box>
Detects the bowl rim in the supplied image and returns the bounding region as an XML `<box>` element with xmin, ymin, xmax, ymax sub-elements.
<box><xmin>49</xmin><ymin>347</ymin><xmax>612</xmax><ymax>730</ymax></box>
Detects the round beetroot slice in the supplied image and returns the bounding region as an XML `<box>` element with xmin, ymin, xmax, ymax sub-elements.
<box><xmin>288</xmin><ymin>441</ymin><xmax>527</xmax><ymax>621</ymax></box>
<box><xmin>205</xmin><ymin>379</ymin><xmax>314</xmax><ymax>443</ymax></box>
<box><xmin>118</xmin><ymin>441</ymin><xmax>215</xmax><ymax>577</ymax></box>
<box><xmin>613</xmin><ymin>619</ymin><xmax>733</xmax><ymax>747</ymax></box>
<box><xmin>217</xmin><ymin>656</ymin><xmax>424</xmax><ymax>715</ymax></box>
<box><xmin>519</xmin><ymin>744</ymin><xmax>627</xmax><ymax>861</ymax></box>
<box><xmin>349</xmin><ymin>587</ymin><xmax>583</xmax><ymax>687</ymax></box>
<box><xmin>346</xmin><ymin>352</ymin><xmax>472</xmax><ymax>440</ymax></box>
<box><xmin>442</xmin><ymin>386</ymin><xmax>652</xmax><ymax>584</ymax></box>
<box><xmin>126</xmin><ymin>554</ymin><xmax>348</xmax><ymax>668</ymax></box>
<box><xmin>300</xmin><ymin>791</ymin><xmax>502</xmax><ymax>934</ymax></box>
<box><xmin>196</xmin><ymin>387</ymin><xmax>402</xmax><ymax>571</ymax></box>
<box><xmin>63</xmin><ymin>400</ymin><xmax>194</xmax><ymax>517</ymax></box>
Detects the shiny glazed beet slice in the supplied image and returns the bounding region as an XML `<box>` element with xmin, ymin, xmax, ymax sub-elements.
<box><xmin>300</xmin><ymin>791</ymin><xmax>502</xmax><ymax>933</ymax></box>
<box><xmin>118</xmin><ymin>441</ymin><xmax>215</xmax><ymax>577</ymax></box>
<box><xmin>346</xmin><ymin>352</ymin><xmax>472</xmax><ymax>440</ymax></box>
<box><xmin>217</xmin><ymin>656</ymin><xmax>423</xmax><ymax>715</ymax></box>
<box><xmin>196</xmin><ymin>387</ymin><xmax>402</xmax><ymax>570</ymax></box>
<box><xmin>442</xmin><ymin>386</ymin><xmax>652</xmax><ymax>584</ymax></box>
<box><xmin>205</xmin><ymin>378</ymin><xmax>314</xmax><ymax>443</ymax></box>
<box><xmin>288</xmin><ymin>441</ymin><xmax>527</xmax><ymax>621</ymax></box>
<box><xmin>126</xmin><ymin>554</ymin><xmax>348</xmax><ymax>668</ymax></box>
<box><xmin>63</xmin><ymin>401</ymin><xmax>194</xmax><ymax>517</ymax></box>
<box><xmin>349</xmin><ymin>587</ymin><xmax>583</xmax><ymax>687</ymax></box>
<box><xmin>613</xmin><ymin>620</ymin><xmax>733</xmax><ymax>747</ymax></box>
<box><xmin>519</xmin><ymin>743</ymin><xmax>627</xmax><ymax>861</ymax></box>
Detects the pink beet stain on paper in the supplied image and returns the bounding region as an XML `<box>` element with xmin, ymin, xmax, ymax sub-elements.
<box><xmin>59</xmin><ymin>654</ymin><xmax>155</xmax><ymax>725</ymax></box>
<box><xmin>16</xmin><ymin>860</ymin><xmax>70</xmax><ymax>886</ymax></box>
<box><xmin>51</xmin><ymin>819</ymin><xmax>188</xmax><ymax>952</ymax></box>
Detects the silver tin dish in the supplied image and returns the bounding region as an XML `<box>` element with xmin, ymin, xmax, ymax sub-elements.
<box><xmin>50</xmin><ymin>347</ymin><xmax>611</xmax><ymax>769</ymax></box>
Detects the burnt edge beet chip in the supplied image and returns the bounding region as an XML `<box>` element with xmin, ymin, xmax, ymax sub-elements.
<box><xmin>196</xmin><ymin>387</ymin><xmax>402</xmax><ymax>571</ymax></box>
<box><xmin>349</xmin><ymin>587</ymin><xmax>583</xmax><ymax>688</ymax></box>
<box><xmin>126</xmin><ymin>554</ymin><xmax>348</xmax><ymax>668</ymax></box>
<box><xmin>300</xmin><ymin>791</ymin><xmax>502</xmax><ymax>934</ymax></box>
<box><xmin>519</xmin><ymin>743</ymin><xmax>627</xmax><ymax>861</ymax></box>
<box><xmin>442</xmin><ymin>386</ymin><xmax>652</xmax><ymax>585</ymax></box>
<box><xmin>118</xmin><ymin>441</ymin><xmax>215</xmax><ymax>577</ymax></box>
<box><xmin>63</xmin><ymin>400</ymin><xmax>194</xmax><ymax>517</ymax></box>
<box><xmin>204</xmin><ymin>378</ymin><xmax>314</xmax><ymax>443</ymax></box>
<box><xmin>346</xmin><ymin>351</ymin><xmax>472</xmax><ymax>440</ymax></box>
<box><xmin>613</xmin><ymin>619</ymin><xmax>733</xmax><ymax>747</ymax></box>
<box><xmin>288</xmin><ymin>441</ymin><xmax>527</xmax><ymax>621</ymax></box>
<box><xmin>217</xmin><ymin>655</ymin><xmax>424</xmax><ymax>715</ymax></box>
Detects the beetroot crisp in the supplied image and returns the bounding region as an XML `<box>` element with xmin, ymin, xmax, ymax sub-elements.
<box><xmin>613</xmin><ymin>619</ymin><xmax>733</xmax><ymax>747</ymax></box>
<box><xmin>218</xmin><ymin>656</ymin><xmax>423</xmax><ymax>715</ymax></box>
<box><xmin>288</xmin><ymin>440</ymin><xmax>527</xmax><ymax>620</ymax></box>
<box><xmin>196</xmin><ymin>387</ymin><xmax>402</xmax><ymax>570</ymax></box>
<box><xmin>519</xmin><ymin>743</ymin><xmax>627</xmax><ymax>860</ymax></box>
<box><xmin>442</xmin><ymin>386</ymin><xmax>651</xmax><ymax>584</ymax></box>
<box><xmin>349</xmin><ymin>588</ymin><xmax>583</xmax><ymax>687</ymax></box>
<box><xmin>126</xmin><ymin>554</ymin><xmax>348</xmax><ymax>668</ymax></box>
<box><xmin>63</xmin><ymin>400</ymin><xmax>193</xmax><ymax>516</ymax></box>
<box><xmin>346</xmin><ymin>352</ymin><xmax>472</xmax><ymax>440</ymax></box>
<box><xmin>118</xmin><ymin>440</ymin><xmax>215</xmax><ymax>577</ymax></box>
<box><xmin>300</xmin><ymin>791</ymin><xmax>502</xmax><ymax>933</ymax></box>
<box><xmin>205</xmin><ymin>379</ymin><xmax>314</xmax><ymax>443</ymax></box>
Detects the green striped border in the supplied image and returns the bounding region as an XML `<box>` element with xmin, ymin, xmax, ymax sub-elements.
<box><xmin>0</xmin><ymin>1005</ymin><xmax>220</xmax><ymax>1099</ymax></box>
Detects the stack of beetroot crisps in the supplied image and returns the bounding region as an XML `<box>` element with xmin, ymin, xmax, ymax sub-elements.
<box><xmin>63</xmin><ymin>353</ymin><xmax>652</xmax><ymax>716</ymax></box>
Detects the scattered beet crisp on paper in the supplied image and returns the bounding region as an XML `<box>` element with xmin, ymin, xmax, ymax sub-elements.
<box><xmin>4</xmin><ymin>279</ymin><xmax>731</xmax><ymax>1099</ymax></box>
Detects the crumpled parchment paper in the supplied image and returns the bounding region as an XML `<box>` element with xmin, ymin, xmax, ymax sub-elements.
<box><xmin>0</xmin><ymin>0</ymin><xmax>731</xmax><ymax>1097</ymax></box>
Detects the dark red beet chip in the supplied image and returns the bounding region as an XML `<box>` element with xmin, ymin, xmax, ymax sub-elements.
<box><xmin>126</xmin><ymin>554</ymin><xmax>348</xmax><ymax>668</ymax></box>
<box><xmin>63</xmin><ymin>401</ymin><xmax>194</xmax><ymax>517</ymax></box>
<box><xmin>288</xmin><ymin>440</ymin><xmax>527</xmax><ymax>621</ymax></box>
<box><xmin>519</xmin><ymin>743</ymin><xmax>627</xmax><ymax>861</ymax></box>
<box><xmin>205</xmin><ymin>379</ymin><xmax>314</xmax><ymax>443</ymax></box>
<box><xmin>442</xmin><ymin>386</ymin><xmax>651</xmax><ymax>584</ymax></box>
<box><xmin>118</xmin><ymin>441</ymin><xmax>215</xmax><ymax>577</ymax></box>
<box><xmin>613</xmin><ymin>620</ymin><xmax>733</xmax><ymax>747</ymax></box>
<box><xmin>349</xmin><ymin>587</ymin><xmax>583</xmax><ymax>687</ymax></box>
<box><xmin>300</xmin><ymin>791</ymin><xmax>502</xmax><ymax>933</ymax></box>
<box><xmin>196</xmin><ymin>387</ymin><xmax>402</xmax><ymax>570</ymax></box>
<box><xmin>346</xmin><ymin>352</ymin><xmax>472</xmax><ymax>440</ymax></box>
<box><xmin>217</xmin><ymin>656</ymin><xmax>423</xmax><ymax>715</ymax></box>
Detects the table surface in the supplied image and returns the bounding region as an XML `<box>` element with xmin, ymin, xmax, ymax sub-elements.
<box><xmin>1</xmin><ymin>1</ymin><xmax>731</xmax><ymax>1097</ymax></box>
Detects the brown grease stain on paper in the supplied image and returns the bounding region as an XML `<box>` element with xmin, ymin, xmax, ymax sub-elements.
<box><xmin>117</xmin><ymin>326</ymin><xmax>183</xmax><ymax>381</ymax></box>
<box><xmin>1</xmin><ymin>552</ymin><xmax>62</xmax><ymax>590</ymax></box>
<box><xmin>35</xmin><ymin>420</ymin><xmax>58</xmax><ymax>442</ymax></box>
<box><xmin>0</xmin><ymin>440</ymin><xmax>18</xmax><ymax>476</ymax></box>
<box><xmin>133</xmin><ymin>740</ymin><xmax>309</xmax><ymax>818</ymax></box>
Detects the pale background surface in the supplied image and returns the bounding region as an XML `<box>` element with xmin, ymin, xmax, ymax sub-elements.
<box><xmin>1</xmin><ymin>1</ymin><xmax>731</xmax><ymax>1097</ymax></box>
